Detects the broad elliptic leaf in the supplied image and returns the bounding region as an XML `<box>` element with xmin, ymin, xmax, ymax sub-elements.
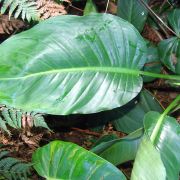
<box><xmin>158</xmin><ymin>9</ymin><xmax>180</xmax><ymax>74</ymax></box>
<box><xmin>117</xmin><ymin>0</ymin><xmax>149</xmax><ymax>32</ymax></box>
<box><xmin>0</xmin><ymin>14</ymin><xmax>147</xmax><ymax>115</ymax></box>
<box><xmin>131</xmin><ymin>111</ymin><xmax>180</xmax><ymax>180</ymax></box>
<box><xmin>167</xmin><ymin>8</ymin><xmax>180</xmax><ymax>35</ymax></box>
<box><xmin>112</xmin><ymin>89</ymin><xmax>163</xmax><ymax>133</ymax></box>
<box><xmin>32</xmin><ymin>141</ymin><xmax>126</xmax><ymax>180</ymax></box>
<box><xmin>158</xmin><ymin>37</ymin><xmax>180</xmax><ymax>74</ymax></box>
<box><xmin>143</xmin><ymin>40</ymin><xmax>162</xmax><ymax>82</ymax></box>
<box><xmin>91</xmin><ymin>128</ymin><xmax>143</xmax><ymax>166</ymax></box>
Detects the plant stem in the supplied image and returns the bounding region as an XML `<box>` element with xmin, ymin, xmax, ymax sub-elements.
<box><xmin>150</xmin><ymin>94</ymin><xmax>180</xmax><ymax>143</ymax></box>
<box><xmin>139</xmin><ymin>70</ymin><xmax>180</xmax><ymax>81</ymax></box>
<box><xmin>162</xmin><ymin>94</ymin><xmax>180</xmax><ymax>116</ymax></box>
<box><xmin>105</xmin><ymin>0</ymin><xmax>110</xmax><ymax>13</ymax></box>
<box><xmin>138</xmin><ymin>0</ymin><xmax>179</xmax><ymax>38</ymax></box>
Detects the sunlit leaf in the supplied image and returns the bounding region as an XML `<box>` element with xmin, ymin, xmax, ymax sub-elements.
<box><xmin>0</xmin><ymin>14</ymin><xmax>147</xmax><ymax>115</ymax></box>
<box><xmin>32</xmin><ymin>140</ymin><xmax>126</xmax><ymax>179</ymax></box>
<box><xmin>131</xmin><ymin>111</ymin><xmax>180</xmax><ymax>180</ymax></box>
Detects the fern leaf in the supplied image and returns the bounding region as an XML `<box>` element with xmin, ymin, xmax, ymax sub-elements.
<box><xmin>33</xmin><ymin>114</ymin><xmax>51</xmax><ymax>130</ymax></box>
<box><xmin>16</xmin><ymin>111</ymin><xmax>22</xmax><ymax>128</ymax></box>
<box><xmin>0</xmin><ymin>151</ymin><xmax>9</xmax><ymax>159</ymax></box>
<box><xmin>0</xmin><ymin>0</ymin><xmax>39</xmax><ymax>22</ymax></box>
<box><xmin>9</xmin><ymin>109</ymin><xmax>18</xmax><ymax>128</ymax></box>
<box><xmin>0</xmin><ymin>0</ymin><xmax>13</xmax><ymax>14</ymax></box>
<box><xmin>8</xmin><ymin>1</ymin><xmax>17</xmax><ymax>18</ymax></box>
<box><xmin>1</xmin><ymin>108</ymin><xmax>17</xmax><ymax>129</ymax></box>
<box><xmin>0</xmin><ymin>151</ymin><xmax>31</xmax><ymax>180</ymax></box>
<box><xmin>0</xmin><ymin>106</ymin><xmax>50</xmax><ymax>134</ymax></box>
<box><xmin>0</xmin><ymin>117</ymin><xmax>10</xmax><ymax>135</ymax></box>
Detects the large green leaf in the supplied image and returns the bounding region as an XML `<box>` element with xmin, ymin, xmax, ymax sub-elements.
<box><xmin>32</xmin><ymin>141</ymin><xmax>126</xmax><ymax>180</ymax></box>
<box><xmin>131</xmin><ymin>136</ymin><xmax>166</xmax><ymax>180</ymax></box>
<box><xmin>158</xmin><ymin>9</ymin><xmax>180</xmax><ymax>74</ymax></box>
<box><xmin>158</xmin><ymin>37</ymin><xmax>180</xmax><ymax>74</ymax></box>
<box><xmin>112</xmin><ymin>90</ymin><xmax>163</xmax><ymax>133</ymax></box>
<box><xmin>167</xmin><ymin>8</ymin><xmax>180</xmax><ymax>35</ymax></box>
<box><xmin>91</xmin><ymin>128</ymin><xmax>143</xmax><ymax>166</ymax></box>
<box><xmin>0</xmin><ymin>14</ymin><xmax>147</xmax><ymax>115</ymax></box>
<box><xmin>131</xmin><ymin>111</ymin><xmax>180</xmax><ymax>180</ymax></box>
<box><xmin>117</xmin><ymin>0</ymin><xmax>149</xmax><ymax>32</ymax></box>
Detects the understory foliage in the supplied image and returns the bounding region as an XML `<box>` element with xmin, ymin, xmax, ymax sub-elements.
<box><xmin>0</xmin><ymin>0</ymin><xmax>38</xmax><ymax>22</ymax></box>
<box><xmin>0</xmin><ymin>0</ymin><xmax>179</xmax><ymax>179</ymax></box>
<box><xmin>0</xmin><ymin>106</ymin><xmax>50</xmax><ymax>135</ymax></box>
<box><xmin>0</xmin><ymin>148</ymin><xmax>31</xmax><ymax>180</ymax></box>
<box><xmin>0</xmin><ymin>0</ymin><xmax>69</xmax><ymax>35</ymax></box>
<box><xmin>0</xmin><ymin>0</ymin><xmax>69</xmax><ymax>22</ymax></box>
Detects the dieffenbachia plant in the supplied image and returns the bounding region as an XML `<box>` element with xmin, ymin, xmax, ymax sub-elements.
<box><xmin>0</xmin><ymin>13</ymin><xmax>179</xmax><ymax>179</ymax></box>
<box><xmin>0</xmin><ymin>13</ymin><xmax>179</xmax><ymax>115</ymax></box>
<box><xmin>32</xmin><ymin>95</ymin><xmax>180</xmax><ymax>179</ymax></box>
<box><xmin>32</xmin><ymin>140</ymin><xmax>126</xmax><ymax>179</ymax></box>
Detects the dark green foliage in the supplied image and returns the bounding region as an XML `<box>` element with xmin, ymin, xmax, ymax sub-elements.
<box><xmin>0</xmin><ymin>150</ymin><xmax>31</xmax><ymax>180</ymax></box>
<box><xmin>117</xmin><ymin>0</ymin><xmax>149</xmax><ymax>32</ymax></box>
<box><xmin>143</xmin><ymin>41</ymin><xmax>162</xmax><ymax>82</ymax></box>
<box><xmin>112</xmin><ymin>90</ymin><xmax>163</xmax><ymax>133</ymax></box>
<box><xmin>158</xmin><ymin>9</ymin><xmax>180</xmax><ymax>74</ymax></box>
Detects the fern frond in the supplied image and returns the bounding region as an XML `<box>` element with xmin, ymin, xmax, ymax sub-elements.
<box><xmin>32</xmin><ymin>113</ymin><xmax>50</xmax><ymax>130</ymax></box>
<box><xmin>0</xmin><ymin>106</ymin><xmax>50</xmax><ymax>135</ymax></box>
<box><xmin>0</xmin><ymin>0</ymin><xmax>39</xmax><ymax>22</ymax></box>
<box><xmin>0</xmin><ymin>14</ymin><xmax>26</xmax><ymax>35</ymax></box>
<box><xmin>0</xmin><ymin>150</ymin><xmax>31</xmax><ymax>180</ymax></box>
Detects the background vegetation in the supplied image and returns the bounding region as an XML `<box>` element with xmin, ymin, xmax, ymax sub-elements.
<box><xmin>0</xmin><ymin>0</ymin><xmax>179</xmax><ymax>179</ymax></box>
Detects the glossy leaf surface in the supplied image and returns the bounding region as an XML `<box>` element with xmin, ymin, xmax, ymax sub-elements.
<box><xmin>143</xmin><ymin>41</ymin><xmax>162</xmax><ymax>82</ymax></box>
<box><xmin>113</xmin><ymin>90</ymin><xmax>163</xmax><ymax>133</ymax></box>
<box><xmin>91</xmin><ymin>128</ymin><xmax>143</xmax><ymax>166</ymax></box>
<box><xmin>32</xmin><ymin>141</ymin><xmax>126</xmax><ymax>180</ymax></box>
<box><xmin>159</xmin><ymin>9</ymin><xmax>180</xmax><ymax>74</ymax></box>
<box><xmin>131</xmin><ymin>111</ymin><xmax>180</xmax><ymax>180</ymax></box>
<box><xmin>0</xmin><ymin>14</ymin><xmax>147</xmax><ymax>115</ymax></box>
<box><xmin>168</xmin><ymin>8</ymin><xmax>180</xmax><ymax>35</ymax></box>
<box><xmin>158</xmin><ymin>37</ymin><xmax>180</xmax><ymax>74</ymax></box>
<box><xmin>117</xmin><ymin>0</ymin><xmax>149</xmax><ymax>32</ymax></box>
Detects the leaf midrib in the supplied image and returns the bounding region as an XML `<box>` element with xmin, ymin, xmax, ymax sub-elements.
<box><xmin>0</xmin><ymin>67</ymin><xmax>140</xmax><ymax>81</ymax></box>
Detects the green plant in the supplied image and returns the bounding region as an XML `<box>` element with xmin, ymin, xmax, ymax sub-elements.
<box><xmin>84</xmin><ymin>0</ymin><xmax>97</xmax><ymax>15</ymax></box>
<box><xmin>0</xmin><ymin>150</ymin><xmax>31</xmax><ymax>179</ymax></box>
<box><xmin>0</xmin><ymin>2</ymin><xmax>179</xmax><ymax>179</ymax></box>
<box><xmin>112</xmin><ymin>89</ymin><xmax>163</xmax><ymax>133</ymax></box>
<box><xmin>32</xmin><ymin>140</ymin><xmax>126</xmax><ymax>179</ymax></box>
<box><xmin>158</xmin><ymin>9</ymin><xmax>180</xmax><ymax>74</ymax></box>
<box><xmin>0</xmin><ymin>106</ymin><xmax>50</xmax><ymax>135</ymax></box>
<box><xmin>117</xmin><ymin>0</ymin><xmax>149</xmax><ymax>32</ymax></box>
<box><xmin>0</xmin><ymin>13</ymin><xmax>178</xmax><ymax>115</ymax></box>
<box><xmin>32</xmin><ymin>95</ymin><xmax>180</xmax><ymax>179</ymax></box>
<box><xmin>0</xmin><ymin>0</ymin><xmax>39</xmax><ymax>22</ymax></box>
